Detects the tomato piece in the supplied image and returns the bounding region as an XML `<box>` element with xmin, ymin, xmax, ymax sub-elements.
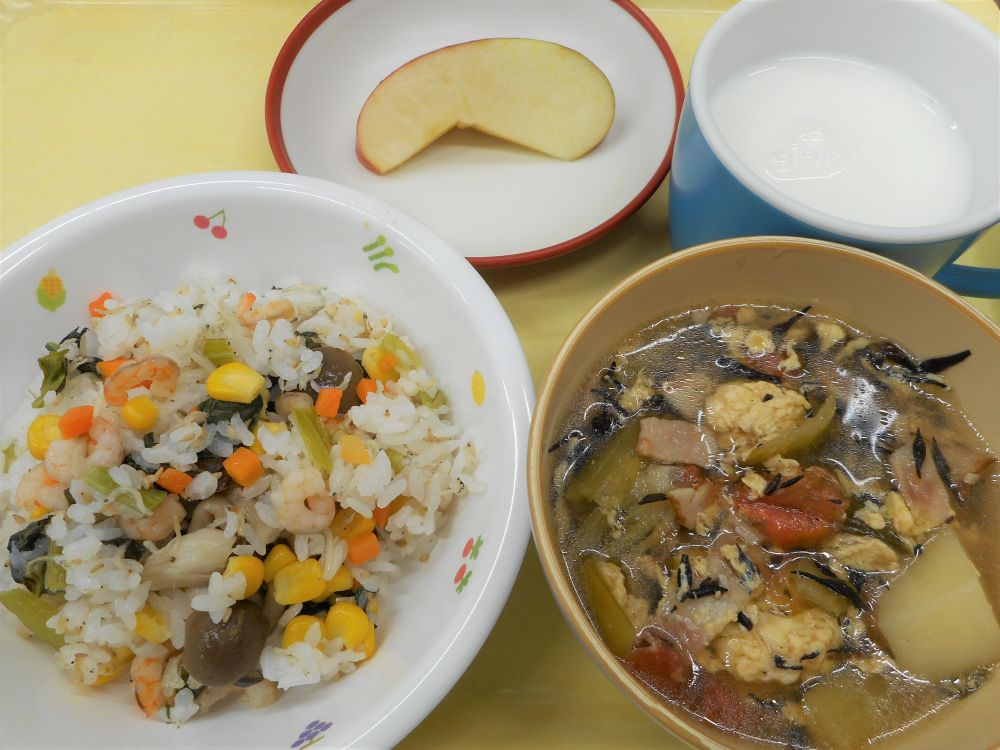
<box><xmin>734</xmin><ymin>466</ymin><xmax>845</xmax><ymax>550</ymax></box>
<box><xmin>624</xmin><ymin>639</ymin><xmax>693</xmax><ymax>697</ymax></box>
<box><xmin>764</xmin><ymin>466</ymin><xmax>846</xmax><ymax>524</ymax></box>
<box><xmin>738</xmin><ymin>502</ymin><xmax>837</xmax><ymax>550</ymax></box>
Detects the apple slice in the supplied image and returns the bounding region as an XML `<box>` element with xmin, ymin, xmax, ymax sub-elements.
<box><xmin>356</xmin><ymin>38</ymin><xmax>615</xmax><ymax>174</ymax></box>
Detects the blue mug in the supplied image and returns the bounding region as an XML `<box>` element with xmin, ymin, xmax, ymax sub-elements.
<box><xmin>669</xmin><ymin>0</ymin><xmax>1000</xmax><ymax>298</ymax></box>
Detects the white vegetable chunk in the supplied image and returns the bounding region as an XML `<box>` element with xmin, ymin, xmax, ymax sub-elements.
<box><xmin>877</xmin><ymin>526</ymin><xmax>1000</xmax><ymax>680</ymax></box>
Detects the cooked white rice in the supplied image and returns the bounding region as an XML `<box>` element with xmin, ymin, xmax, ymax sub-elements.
<box><xmin>0</xmin><ymin>275</ymin><xmax>479</xmax><ymax>722</ymax></box>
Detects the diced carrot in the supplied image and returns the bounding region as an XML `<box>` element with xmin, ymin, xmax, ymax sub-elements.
<box><xmin>97</xmin><ymin>358</ymin><xmax>129</xmax><ymax>377</ymax></box>
<box><xmin>88</xmin><ymin>292</ymin><xmax>114</xmax><ymax>319</ymax></box>
<box><xmin>377</xmin><ymin>352</ymin><xmax>397</xmax><ymax>378</ymax></box>
<box><xmin>356</xmin><ymin>378</ymin><xmax>377</xmax><ymax>404</ymax></box>
<box><xmin>156</xmin><ymin>467</ymin><xmax>193</xmax><ymax>495</ymax></box>
<box><xmin>315</xmin><ymin>388</ymin><xmax>343</xmax><ymax>418</ymax></box>
<box><xmin>347</xmin><ymin>532</ymin><xmax>380</xmax><ymax>565</ymax></box>
<box><xmin>223</xmin><ymin>447</ymin><xmax>264</xmax><ymax>488</ymax></box>
<box><xmin>373</xmin><ymin>496</ymin><xmax>408</xmax><ymax>528</ymax></box>
<box><xmin>58</xmin><ymin>405</ymin><xmax>94</xmax><ymax>439</ymax></box>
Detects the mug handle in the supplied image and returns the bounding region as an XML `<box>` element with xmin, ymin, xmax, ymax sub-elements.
<box><xmin>932</xmin><ymin>263</ymin><xmax>1000</xmax><ymax>298</ymax></box>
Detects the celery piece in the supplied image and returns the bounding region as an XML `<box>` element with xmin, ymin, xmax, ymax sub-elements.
<box><xmin>744</xmin><ymin>395</ymin><xmax>837</xmax><ymax>465</ymax></box>
<box><xmin>0</xmin><ymin>589</ymin><xmax>65</xmax><ymax>649</ymax></box>
<box><xmin>292</xmin><ymin>406</ymin><xmax>333</xmax><ymax>473</ymax></box>
<box><xmin>418</xmin><ymin>389</ymin><xmax>447</xmax><ymax>409</ymax></box>
<box><xmin>385</xmin><ymin>449</ymin><xmax>406</xmax><ymax>474</ymax></box>
<box><xmin>44</xmin><ymin>543</ymin><xmax>66</xmax><ymax>594</ymax></box>
<box><xmin>362</xmin><ymin>333</ymin><xmax>423</xmax><ymax>382</ymax></box>
<box><xmin>202</xmin><ymin>338</ymin><xmax>236</xmax><ymax>366</ymax></box>
<box><xmin>581</xmin><ymin>557</ymin><xmax>636</xmax><ymax>657</ymax></box>
<box><xmin>2</xmin><ymin>442</ymin><xmax>16</xmax><ymax>474</ymax></box>
<box><xmin>84</xmin><ymin>466</ymin><xmax>166</xmax><ymax>514</ymax></box>
<box><xmin>84</xmin><ymin>466</ymin><xmax>117</xmax><ymax>495</ymax></box>
<box><xmin>564</xmin><ymin>422</ymin><xmax>643</xmax><ymax>508</ymax></box>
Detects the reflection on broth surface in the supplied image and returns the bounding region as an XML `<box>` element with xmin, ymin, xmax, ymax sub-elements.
<box><xmin>550</xmin><ymin>305</ymin><xmax>1000</xmax><ymax>749</ymax></box>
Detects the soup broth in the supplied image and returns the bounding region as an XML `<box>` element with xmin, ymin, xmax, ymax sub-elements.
<box><xmin>549</xmin><ymin>305</ymin><xmax>1000</xmax><ymax>749</ymax></box>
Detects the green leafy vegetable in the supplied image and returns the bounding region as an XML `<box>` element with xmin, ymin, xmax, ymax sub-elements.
<box><xmin>198</xmin><ymin>394</ymin><xmax>264</xmax><ymax>430</ymax></box>
<box><xmin>7</xmin><ymin>519</ymin><xmax>52</xmax><ymax>596</ymax></box>
<box><xmin>744</xmin><ymin>394</ymin><xmax>837</xmax><ymax>465</ymax></box>
<box><xmin>31</xmin><ymin>327</ymin><xmax>89</xmax><ymax>408</ymax></box>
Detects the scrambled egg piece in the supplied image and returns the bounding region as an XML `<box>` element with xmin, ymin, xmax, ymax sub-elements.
<box><xmin>815</xmin><ymin>320</ymin><xmax>847</xmax><ymax>352</ymax></box>
<box><xmin>705</xmin><ymin>381</ymin><xmax>811</xmax><ymax>454</ymax></box>
<box><xmin>884</xmin><ymin>490</ymin><xmax>919</xmax><ymax>539</ymax></box>
<box><xmin>702</xmin><ymin>609</ymin><xmax>843</xmax><ymax>685</ymax></box>
<box><xmin>824</xmin><ymin>533</ymin><xmax>899</xmax><ymax>571</ymax></box>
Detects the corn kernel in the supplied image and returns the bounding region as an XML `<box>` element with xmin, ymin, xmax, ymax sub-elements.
<box><xmin>252</xmin><ymin>421</ymin><xmax>287</xmax><ymax>455</ymax></box>
<box><xmin>91</xmin><ymin>647</ymin><xmax>133</xmax><ymax>686</ymax></box>
<box><xmin>361</xmin><ymin>627</ymin><xmax>376</xmax><ymax>658</ymax></box>
<box><xmin>339</xmin><ymin>434</ymin><xmax>372</xmax><ymax>465</ymax></box>
<box><xmin>273</xmin><ymin>558</ymin><xmax>325</xmax><ymax>605</ymax></box>
<box><xmin>331</xmin><ymin>507</ymin><xmax>376</xmax><ymax>541</ymax></box>
<box><xmin>206</xmin><ymin>362</ymin><xmax>265</xmax><ymax>404</ymax></box>
<box><xmin>263</xmin><ymin>544</ymin><xmax>297</xmax><ymax>582</ymax></box>
<box><xmin>27</xmin><ymin>414</ymin><xmax>62</xmax><ymax>459</ymax></box>
<box><xmin>223</xmin><ymin>555</ymin><xmax>265</xmax><ymax>599</ymax></box>
<box><xmin>282</xmin><ymin>615</ymin><xmax>323</xmax><ymax>649</ymax></box>
<box><xmin>134</xmin><ymin>605</ymin><xmax>171</xmax><ymax>644</ymax></box>
<box><xmin>324</xmin><ymin>602</ymin><xmax>374</xmax><ymax>654</ymax></box>
<box><xmin>122</xmin><ymin>395</ymin><xmax>159</xmax><ymax>431</ymax></box>
<box><xmin>312</xmin><ymin>565</ymin><xmax>354</xmax><ymax>602</ymax></box>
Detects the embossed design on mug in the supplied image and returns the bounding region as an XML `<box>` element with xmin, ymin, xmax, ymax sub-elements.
<box><xmin>767</xmin><ymin>130</ymin><xmax>846</xmax><ymax>182</ymax></box>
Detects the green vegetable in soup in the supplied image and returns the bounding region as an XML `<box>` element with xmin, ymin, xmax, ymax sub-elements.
<box><xmin>744</xmin><ymin>394</ymin><xmax>837</xmax><ymax>465</ymax></box>
<box><xmin>802</xmin><ymin>668</ymin><xmax>891</xmax><ymax>750</ymax></box>
<box><xmin>0</xmin><ymin>589</ymin><xmax>65</xmax><ymax>649</ymax></box>
<box><xmin>581</xmin><ymin>557</ymin><xmax>636</xmax><ymax>657</ymax></box>
<box><xmin>564</xmin><ymin>422</ymin><xmax>643</xmax><ymax>509</ymax></box>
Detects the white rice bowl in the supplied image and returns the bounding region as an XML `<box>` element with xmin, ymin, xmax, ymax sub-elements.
<box><xmin>0</xmin><ymin>173</ymin><xmax>533</xmax><ymax>749</ymax></box>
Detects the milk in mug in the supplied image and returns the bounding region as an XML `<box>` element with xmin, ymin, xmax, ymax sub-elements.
<box><xmin>709</xmin><ymin>55</ymin><xmax>974</xmax><ymax>227</ymax></box>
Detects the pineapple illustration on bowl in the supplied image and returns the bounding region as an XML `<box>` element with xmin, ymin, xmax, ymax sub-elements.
<box><xmin>36</xmin><ymin>268</ymin><xmax>66</xmax><ymax>311</ymax></box>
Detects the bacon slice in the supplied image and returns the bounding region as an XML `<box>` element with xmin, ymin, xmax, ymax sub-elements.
<box><xmin>889</xmin><ymin>444</ymin><xmax>955</xmax><ymax>532</ymax></box>
<box><xmin>636</xmin><ymin>418</ymin><xmax>712</xmax><ymax>467</ymax></box>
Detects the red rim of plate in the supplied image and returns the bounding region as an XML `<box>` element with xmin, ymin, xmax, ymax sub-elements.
<box><xmin>265</xmin><ymin>0</ymin><xmax>685</xmax><ymax>269</ymax></box>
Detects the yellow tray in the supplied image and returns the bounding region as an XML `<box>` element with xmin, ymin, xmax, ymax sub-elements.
<box><xmin>1</xmin><ymin>1</ymin><xmax>998</xmax><ymax>747</ymax></box>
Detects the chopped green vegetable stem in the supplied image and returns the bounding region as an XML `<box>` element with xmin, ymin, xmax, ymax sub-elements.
<box><xmin>291</xmin><ymin>406</ymin><xmax>333</xmax><ymax>472</ymax></box>
<box><xmin>745</xmin><ymin>395</ymin><xmax>837</xmax><ymax>465</ymax></box>
<box><xmin>0</xmin><ymin>589</ymin><xmax>65</xmax><ymax>649</ymax></box>
<box><xmin>203</xmin><ymin>338</ymin><xmax>236</xmax><ymax>366</ymax></box>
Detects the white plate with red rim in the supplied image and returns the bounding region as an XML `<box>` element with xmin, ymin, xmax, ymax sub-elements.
<box><xmin>266</xmin><ymin>0</ymin><xmax>684</xmax><ymax>268</ymax></box>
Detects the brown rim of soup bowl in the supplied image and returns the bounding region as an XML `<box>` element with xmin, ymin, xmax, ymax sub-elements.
<box><xmin>527</xmin><ymin>236</ymin><xmax>1000</xmax><ymax>750</ymax></box>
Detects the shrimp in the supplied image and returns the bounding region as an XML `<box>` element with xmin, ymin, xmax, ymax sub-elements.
<box><xmin>117</xmin><ymin>494</ymin><xmax>186</xmax><ymax>542</ymax></box>
<box><xmin>272</xmin><ymin>466</ymin><xmax>336</xmax><ymax>534</ymax></box>
<box><xmin>237</xmin><ymin>295</ymin><xmax>295</xmax><ymax>327</ymax></box>
<box><xmin>15</xmin><ymin>465</ymin><xmax>70</xmax><ymax>514</ymax></box>
<box><xmin>44</xmin><ymin>416</ymin><xmax>124</xmax><ymax>481</ymax></box>
<box><xmin>104</xmin><ymin>355</ymin><xmax>180</xmax><ymax>406</ymax></box>
<box><xmin>131</xmin><ymin>652</ymin><xmax>167</xmax><ymax>718</ymax></box>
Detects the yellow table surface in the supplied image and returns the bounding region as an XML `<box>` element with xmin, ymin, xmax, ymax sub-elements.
<box><xmin>1</xmin><ymin>1</ymin><xmax>998</xmax><ymax>747</ymax></box>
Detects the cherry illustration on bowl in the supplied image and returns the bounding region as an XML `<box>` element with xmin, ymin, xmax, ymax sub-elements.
<box><xmin>193</xmin><ymin>210</ymin><xmax>228</xmax><ymax>239</ymax></box>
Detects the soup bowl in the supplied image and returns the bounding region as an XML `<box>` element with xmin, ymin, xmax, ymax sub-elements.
<box><xmin>527</xmin><ymin>236</ymin><xmax>1000</xmax><ymax>750</ymax></box>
